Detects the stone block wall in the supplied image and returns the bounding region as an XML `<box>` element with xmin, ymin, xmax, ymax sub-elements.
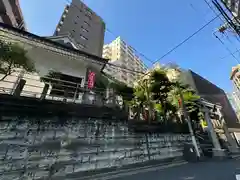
<box><xmin>0</xmin><ymin>117</ymin><xmax>191</xmax><ymax>179</ymax></box>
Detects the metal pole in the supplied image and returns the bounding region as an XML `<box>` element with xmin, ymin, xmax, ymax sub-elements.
<box><xmin>212</xmin><ymin>0</ymin><xmax>240</xmax><ymax>36</ymax></box>
<box><xmin>73</xmin><ymin>84</ymin><xmax>79</xmax><ymax>102</ymax></box>
<box><xmin>178</xmin><ymin>86</ymin><xmax>201</xmax><ymax>157</ymax></box>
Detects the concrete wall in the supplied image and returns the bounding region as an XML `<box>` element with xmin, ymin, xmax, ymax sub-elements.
<box><xmin>0</xmin><ymin>117</ymin><xmax>190</xmax><ymax>179</ymax></box>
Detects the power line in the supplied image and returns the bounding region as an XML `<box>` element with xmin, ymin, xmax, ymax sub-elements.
<box><xmin>48</xmin><ymin>0</ymin><xmax>220</xmax><ymax>79</ymax></box>
<box><xmin>203</xmin><ymin>0</ymin><xmax>240</xmax><ymax>43</ymax></box>
<box><xmin>223</xmin><ymin>33</ymin><xmax>240</xmax><ymax>60</ymax></box>
<box><xmin>219</xmin><ymin>48</ymin><xmax>240</xmax><ymax>60</ymax></box>
<box><xmin>202</xmin><ymin>0</ymin><xmax>240</xmax><ymax>62</ymax></box>
<box><xmin>212</xmin><ymin>0</ymin><xmax>240</xmax><ymax>36</ymax></box>
<box><xmin>104</xmin><ymin>28</ymin><xmax>154</xmax><ymax>65</ymax></box>
<box><xmin>213</xmin><ymin>33</ymin><xmax>240</xmax><ymax>64</ymax></box>
<box><xmin>0</xmin><ymin>30</ymin><xmax>144</xmax><ymax>76</ymax></box>
<box><xmin>63</xmin><ymin>0</ymin><xmax>154</xmax><ymax>66</ymax></box>
<box><xmin>62</xmin><ymin>0</ymin><xmax>219</xmax><ymax>77</ymax></box>
<box><xmin>150</xmin><ymin>14</ymin><xmax>220</xmax><ymax>66</ymax></box>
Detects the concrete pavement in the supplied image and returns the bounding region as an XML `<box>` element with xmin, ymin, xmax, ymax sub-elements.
<box><xmin>108</xmin><ymin>160</ymin><xmax>240</xmax><ymax>180</ymax></box>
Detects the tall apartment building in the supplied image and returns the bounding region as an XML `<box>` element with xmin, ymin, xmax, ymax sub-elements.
<box><xmin>227</xmin><ymin>92</ymin><xmax>240</xmax><ymax>113</ymax></box>
<box><xmin>230</xmin><ymin>65</ymin><xmax>240</xmax><ymax>119</ymax></box>
<box><xmin>54</xmin><ymin>0</ymin><xmax>105</xmax><ymax>56</ymax></box>
<box><xmin>230</xmin><ymin>65</ymin><xmax>240</xmax><ymax>98</ymax></box>
<box><xmin>0</xmin><ymin>0</ymin><xmax>26</xmax><ymax>30</ymax></box>
<box><xmin>103</xmin><ymin>37</ymin><xmax>147</xmax><ymax>86</ymax></box>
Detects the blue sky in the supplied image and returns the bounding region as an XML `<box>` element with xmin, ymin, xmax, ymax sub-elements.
<box><xmin>19</xmin><ymin>0</ymin><xmax>240</xmax><ymax>92</ymax></box>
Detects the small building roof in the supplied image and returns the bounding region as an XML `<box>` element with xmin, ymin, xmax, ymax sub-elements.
<box><xmin>0</xmin><ymin>22</ymin><xmax>108</xmax><ymax>65</ymax></box>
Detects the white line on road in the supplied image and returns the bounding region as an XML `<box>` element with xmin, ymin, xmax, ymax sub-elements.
<box><xmin>236</xmin><ymin>174</ymin><xmax>240</xmax><ymax>180</ymax></box>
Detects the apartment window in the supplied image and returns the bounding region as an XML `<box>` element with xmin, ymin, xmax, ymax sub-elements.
<box><xmin>82</xmin><ymin>27</ymin><xmax>88</xmax><ymax>32</ymax></box>
<box><xmin>80</xmin><ymin>35</ymin><xmax>88</xmax><ymax>40</ymax></box>
<box><xmin>85</xmin><ymin>13</ymin><xmax>92</xmax><ymax>20</ymax></box>
<box><xmin>85</xmin><ymin>9</ymin><xmax>93</xmax><ymax>17</ymax></box>
<box><xmin>84</xmin><ymin>21</ymin><xmax>90</xmax><ymax>26</ymax></box>
<box><xmin>86</xmin><ymin>9</ymin><xmax>93</xmax><ymax>15</ymax></box>
<box><xmin>79</xmin><ymin>43</ymin><xmax>85</xmax><ymax>49</ymax></box>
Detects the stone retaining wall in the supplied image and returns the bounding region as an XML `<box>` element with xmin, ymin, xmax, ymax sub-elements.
<box><xmin>0</xmin><ymin>117</ymin><xmax>191</xmax><ymax>179</ymax></box>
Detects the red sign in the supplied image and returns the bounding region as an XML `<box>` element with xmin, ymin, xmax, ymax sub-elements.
<box><xmin>88</xmin><ymin>71</ymin><xmax>96</xmax><ymax>89</ymax></box>
<box><xmin>178</xmin><ymin>99</ymin><xmax>182</xmax><ymax>107</ymax></box>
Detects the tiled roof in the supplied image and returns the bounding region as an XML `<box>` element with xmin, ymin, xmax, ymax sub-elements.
<box><xmin>0</xmin><ymin>22</ymin><xmax>108</xmax><ymax>64</ymax></box>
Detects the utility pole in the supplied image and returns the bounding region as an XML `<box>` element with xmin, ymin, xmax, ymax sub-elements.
<box><xmin>213</xmin><ymin>0</ymin><xmax>240</xmax><ymax>36</ymax></box>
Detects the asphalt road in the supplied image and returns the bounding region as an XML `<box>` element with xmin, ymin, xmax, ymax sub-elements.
<box><xmin>109</xmin><ymin>160</ymin><xmax>240</xmax><ymax>180</ymax></box>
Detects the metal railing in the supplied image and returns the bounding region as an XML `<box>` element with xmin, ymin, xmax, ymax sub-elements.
<box><xmin>0</xmin><ymin>72</ymin><xmax>123</xmax><ymax>106</ymax></box>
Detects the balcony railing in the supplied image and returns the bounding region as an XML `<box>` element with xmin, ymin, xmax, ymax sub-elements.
<box><xmin>0</xmin><ymin>72</ymin><xmax>123</xmax><ymax>106</ymax></box>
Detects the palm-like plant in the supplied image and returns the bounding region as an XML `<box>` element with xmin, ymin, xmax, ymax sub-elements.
<box><xmin>149</xmin><ymin>69</ymin><xmax>173</xmax><ymax>121</ymax></box>
<box><xmin>169</xmin><ymin>83</ymin><xmax>199</xmax><ymax>109</ymax></box>
<box><xmin>132</xmin><ymin>79</ymin><xmax>151</xmax><ymax>121</ymax></box>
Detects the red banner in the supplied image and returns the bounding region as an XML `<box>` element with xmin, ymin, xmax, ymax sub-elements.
<box><xmin>88</xmin><ymin>71</ymin><xmax>96</xmax><ymax>89</ymax></box>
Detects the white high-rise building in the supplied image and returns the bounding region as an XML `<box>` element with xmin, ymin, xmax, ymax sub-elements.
<box><xmin>227</xmin><ymin>91</ymin><xmax>240</xmax><ymax>121</ymax></box>
<box><xmin>227</xmin><ymin>92</ymin><xmax>240</xmax><ymax>111</ymax></box>
<box><xmin>103</xmin><ymin>37</ymin><xmax>147</xmax><ymax>86</ymax></box>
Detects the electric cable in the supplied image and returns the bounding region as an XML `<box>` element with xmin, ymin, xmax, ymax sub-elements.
<box><xmin>0</xmin><ymin>31</ymin><xmax>145</xmax><ymax>75</ymax></box>
<box><xmin>0</xmin><ymin>1</ymin><xmax>225</xmax><ymax>83</ymax></box>
<box><xmin>203</xmin><ymin>0</ymin><xmax>240</xmax><ymax>60</ymax></box>
<box><xmin>213</xmin><ymin>33</ymin><xmax>240</xmax><ymax>64</ymax></box>
<box><xmin>62</xmin><ymin>0</ymin><xmax>221</xmax><ymax>78</ymax></box>
<box><xmin>63</xmin><ymin>0</ymin><xmax>154</xmax><ymax>66</ymax></box>
<box><xmin>146</xmin><ymin>14</ymin><xmax>220</xmax><ymax>73</ymax></box>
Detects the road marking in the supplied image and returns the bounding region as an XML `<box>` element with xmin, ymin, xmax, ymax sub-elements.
<box><xmin>236</xmin><ymin>174</ymin><xmax>240</xmax><ymax>180</ymax></box>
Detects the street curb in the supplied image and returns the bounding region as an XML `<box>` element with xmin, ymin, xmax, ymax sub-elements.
<box><xmin>76</xmin><ymin>160</ymin><xmax>187</xmax><ymax>180</ymax></box>
<box><xmin>65</xmin><ymin>157</ymin><xmax>186</xmax><ymax>180</ymax></box>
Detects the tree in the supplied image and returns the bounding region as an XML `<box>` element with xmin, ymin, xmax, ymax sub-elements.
<box><xmin>149</xmin><ymin>69</ymin><xmax>173</xmax><ymax>121</ymax></box>
<box><xmin>133</xmin><ymin>79</ymin><xmax>151</xmax><ymax>121</ymax></box>
<box><xmin>0</xmin><ymin>40</ymin><xmax>35</xmax><ymax>81</ymax></box>
<box><xmin>168</xmin><ymin>81</ymin><xmax>200</xmax><ymax>121</ymax></box>
<box><xmin>169</xmin><ymin>83</ymin><xmax>199</xmax><ymax>110</ymax></box>
<box><xmin>112</xmin><ymin>81</ymin><xmax>134</xmax><ymax>101</ymax></box>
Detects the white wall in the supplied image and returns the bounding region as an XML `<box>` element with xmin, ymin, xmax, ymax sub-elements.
<box><xmin>0</xmin><ymin>47</ymin><xmax>89</xmax><ymax>101</ymax></box>
<box><xmin>0</xmin><ymin>72</ymin><xmax>19</xmax><ymax>94</ymax></box>
<box><xmin>27</xmin><ymin>47</ymin><xmax>87</xmax><ymax>81</ymax></box>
